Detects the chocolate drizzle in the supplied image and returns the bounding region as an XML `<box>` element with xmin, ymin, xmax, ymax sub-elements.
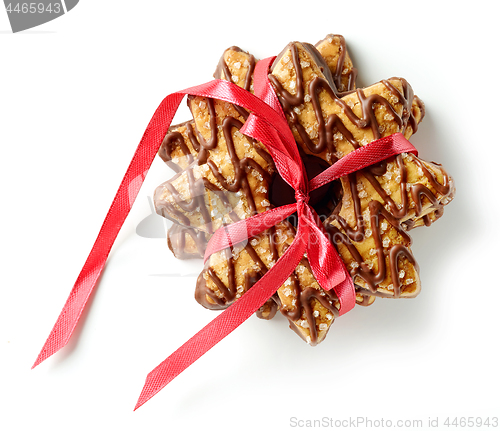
<box><xmin>167</xmin><ymin>223</ymin><xmax>208</xmax><ymax>259</ymax></box>
<box><xmin>158</xmin><ymin>122</ymin><xmax>200</xmax><ymax>173</ymax></box>
<box><xmin>214</xmin><ymin>46</ymin><xmax>256</xmax><ymax>92</ymax></box>
<box><xmin>195</xmin><ymin>226</ymin><xmax>282</xmax><ymax>321</ymax></box>
<box><xmin>214</xmin><ymin>46</ymin><xmax>255</xmax><ymax>120</ymax></box>
<box><xmin>315</xmin><ymin>34</ymin><xmax>358</xmax><ymax>94</ymax></box>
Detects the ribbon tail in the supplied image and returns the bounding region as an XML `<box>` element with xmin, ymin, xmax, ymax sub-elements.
<box><xmin>134</xmin><ymin>223</ymin><xmax>308</xmax><ymax>410</ymax></box>
<box><xmin>32</xmin><ymin>92</ymin><xmax>186</xmax><ymax>368</ymax></box>
<box><xmin>32</xmin><ymin>75</ymin><xmax>302</xmax><ymax>369</ymax></box>
<box><xmin>333</xmin><ymin>267</ymin><xmax>357</xmax><ymax>317</ymax></box>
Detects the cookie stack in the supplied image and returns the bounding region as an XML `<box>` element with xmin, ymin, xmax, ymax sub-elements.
<box><xmin>153</xmin><ymin>35</ymin><xmax>455</xmax><ymax>345</ymax></box>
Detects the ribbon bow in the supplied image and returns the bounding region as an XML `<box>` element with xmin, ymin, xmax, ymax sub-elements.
<box><xmin>202</xmin><ymin>57</ymin><xmax>356</xmax><ymax>313</ymax></box>
<box><xmin>32</xmin><ymin>55</ymin><xmax>418</xmax><ymax>410</ymax></box>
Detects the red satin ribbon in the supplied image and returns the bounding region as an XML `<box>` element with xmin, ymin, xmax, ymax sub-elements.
<box><xmin>32</xmin><ymin>55</ymin><xmax>418</xmax><ymax>411</ymax></box>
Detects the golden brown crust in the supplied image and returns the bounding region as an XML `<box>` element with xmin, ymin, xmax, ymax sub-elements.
<box><xmin>158</xmin><ymin>122</ymin><xmax>199</xmax><ymax>173</ymax></box>
<box><xmin>315</xmin><ymin>34</ymin><xmax>357</xmax><ymax>93</ymax></box>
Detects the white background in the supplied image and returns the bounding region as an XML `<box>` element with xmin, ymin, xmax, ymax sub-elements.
<box><xmin>1</xmin><ymin>1</ymin><xmax>499</xmax><ymax>430</ymax></box>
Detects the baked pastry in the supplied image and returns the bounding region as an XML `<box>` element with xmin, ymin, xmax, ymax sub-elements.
<box><xmin>153</xmin><ymin>35</ymin><xmax>454</xmax><ymax>345</ymax></box>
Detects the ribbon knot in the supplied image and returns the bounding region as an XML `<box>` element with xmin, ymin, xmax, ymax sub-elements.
<box><xmin>295</xmin><ymin>189</ymin><xmax>310</xmax><ymax>206</ymax></box>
